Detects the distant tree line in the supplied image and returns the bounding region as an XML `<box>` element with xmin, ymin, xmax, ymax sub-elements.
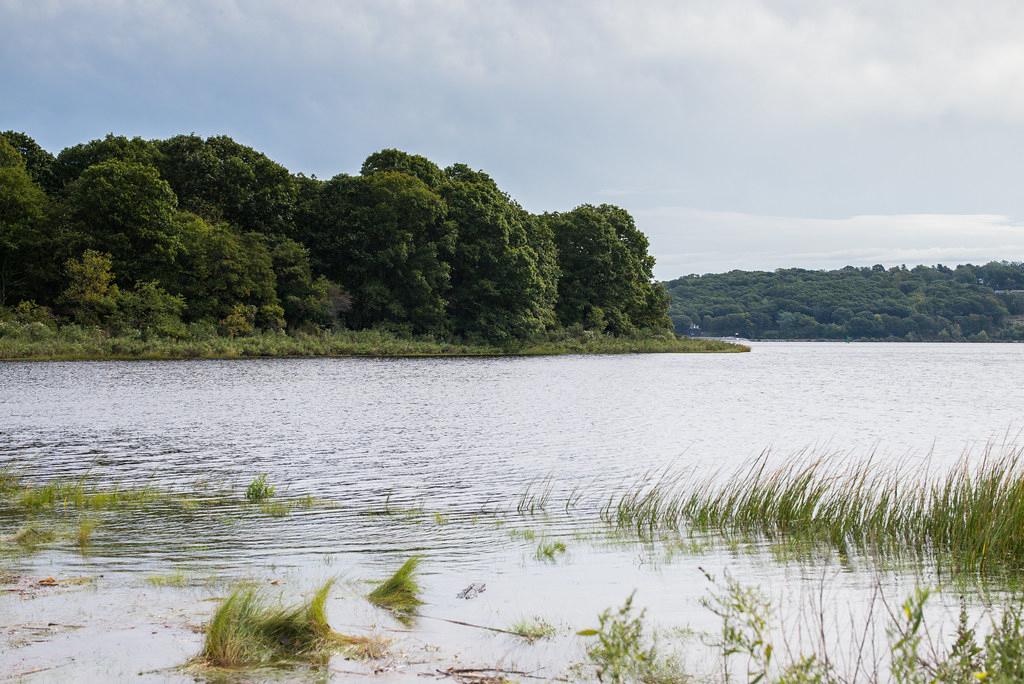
<box><xmin>666</xmin><ymin>263</ymin><xmax>1024</xmax><ymax>341</ymax></box>
<box><xmin>0</xmin><ymin>132</ymin><xmax>670</xmax><ymax>342</ymax></box>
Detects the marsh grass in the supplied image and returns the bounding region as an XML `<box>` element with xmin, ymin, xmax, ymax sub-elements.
<box><xmin>366</xmin><ymin>557</ymin><xmax>423</xmax><ymax>615</ymax></box>
<box><xmin>0</xmin><ymin>325</ymin><xmax>746</xmax><ymax>362</ymax></box>
<box><xmin>509</xmin><ymin>617</ymin><xmax>557</xmax><ymax>642</ymax></box>
<box><xmin>603</xmin><ymin>445</ymin><xmax>1024</xmax><ymax>573</ymax></box>
<box><xmin>75</xmin><ymin>518</ymin><xmax>98</xmax><ymax>548</ymax></box>
<box><xmin>147</xmin><ymin>571</ymin><xmax>189</xmax><ymax>588</ymax></box>
<box><xmin>517</xmin><ymin>477</ymin><xmax>553</xmax><ymax>515</ymax></box>
<box><xmin>259</xmin><ymin>502</ymin><xmax>289</xmax><ymax>517</ymax></box>
<box><xmin>11</xmin><ymin>523</ymin><xmax>55</xmax><ymax>548</ymax></box>
<box><xmin>14</xmin><ymin>480</ymin><xmax>163</xmax><ymax>512</ymax></box>
<box><xmin>535</xmin><ymin>540</ymin><xmax>568</xmax><ymax>561</ymax></box>
<box><xmin>196</xmin><ymin>579</ymin><xmax>386</xmax><ymax>669</ymax></box>
<box><xmin>245</xmin><ymin>474</ymin><xmax>275</xmax><ymax>503</ymax></box>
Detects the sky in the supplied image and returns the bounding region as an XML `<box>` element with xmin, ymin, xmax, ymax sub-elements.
<box><xmin>4</xmin><ymin>0</ymin><xmax>1024</xmax><ymax>278</ymax></box>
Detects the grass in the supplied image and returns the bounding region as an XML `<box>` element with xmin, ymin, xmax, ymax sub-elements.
<box><xmin>11</xmin><ymin>523</ymin><xmax>55</xmax><ymax>549</ymax></box>
<box><xmin>602</xmin><ymin>444</ymin><xmax>1024</xmax><ymax>573</ymax></box>
<box><xmin>196</xmin><ymin>579</ymin><xmax>386</xmax><ymax>668</ymax></box>
<box><xmin>75</xmin><ymin>518</ymin><xmax>97</xmax><ymax>548</ymax></box>
<box><xmin>517</xmin><ymin>476</ymin><xmax>553</xmax><ymax>515</ymax></box>
<box><xmin>366</xmin><ymin>557</ymin><xmax>424</xmax><ymax>614</ymax></box>
<box><xmin>535</xmin><ymin>540</ymin><xmax>567</xmax><ymax>561</ymax></box>
<box><xmin>13</xmin><ymin>480</ymin><xmax>163</xmax><ymax>512</ymax></box>
<box><xmin>259</xmin><ymin>502</ymin><xmax>289</xmax><ymax>517</ymax></box>
<box><xmin>147</xmin><ymin>571</ymin><xmax>189</xmax><ymax>588</ymax></box>
<box><xmin>245</xmin><ymin>474</ymin><xmax>275</xmax><ymax>503</ymax></box>
<box><xmin>0</xmin><ymin>324</ymin><xmax>747</xmax><ymax>362</ymax></box>
<box><xmin>509</xmin><ymin>617</ymin><xmax>557</xmax><ymax>642</ymax></box>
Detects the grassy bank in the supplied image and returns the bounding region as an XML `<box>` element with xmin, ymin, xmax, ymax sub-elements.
<box><xmin>0</xmin><ymin>323</ymin><xmax>747</xmax><ymax>361</ymax></box>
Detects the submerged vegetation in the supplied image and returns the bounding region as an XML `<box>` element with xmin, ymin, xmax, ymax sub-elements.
<box><xmin>10</xmin><ymin>523</ymin><xmax>55</xmax><ymax>549</ymax></box>
<box><xmin>535</xmin><ymin>539</ymin><xmax>568</xmax><ymax>561</ymax></box>
<box><xmin>0</xmin><ymin>130</ymin><xmax>751</xmax><ymax>360</ymax></box>
<box><xmin>196</xmin><ymin>579</ymin><xmax>386</xmax><ymax>668</ymax></box>
<box><xmin>603</xmin><ymin>445</ymin><xmax>1024</xmax><ymax>573</ymax></box>
<box><xmin>367</xmin><ymin>556</ymin><xmax>424</xmax><ymax>615</ymax></box>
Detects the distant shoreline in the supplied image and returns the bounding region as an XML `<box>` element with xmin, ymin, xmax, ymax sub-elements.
<box><xmin>688</xmin><ymin>336</ymin><xmax>1020</xmax><ymax>343</ymax></box>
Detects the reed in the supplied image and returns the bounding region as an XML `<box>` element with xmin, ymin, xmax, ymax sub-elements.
<box><xmin>604</xmin><ymin>444</ymin><xmax>1024</xmax><ymax>572</ymax></box>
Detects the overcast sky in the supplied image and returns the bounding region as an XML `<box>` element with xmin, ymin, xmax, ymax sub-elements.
<box><xmin>4</xmin><ymin>0</ymin><xmax>1024</xmax><ymax>278</ymax></box>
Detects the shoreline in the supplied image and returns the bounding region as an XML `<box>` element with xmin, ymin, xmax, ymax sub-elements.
<box><xmin>0</xmin><ymin>330</ymin><xmax>749</xmax><ymax>362</ymax></box>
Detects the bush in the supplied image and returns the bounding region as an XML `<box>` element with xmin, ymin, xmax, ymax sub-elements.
<box><xmin>220</xmin><ymin>304</ymin><xmax>256</xmax><ymax>337</ymax></box>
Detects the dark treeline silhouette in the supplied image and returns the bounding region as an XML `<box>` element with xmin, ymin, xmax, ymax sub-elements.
<box><xmin>666</xmin><ymin>263</ymin><xmax>1024</xmax><ymax>341</ymax></box>
<box><xmin>0</xmin><ymin>132</ymin><xmax>670</xmax><ymax>342</ymax></box>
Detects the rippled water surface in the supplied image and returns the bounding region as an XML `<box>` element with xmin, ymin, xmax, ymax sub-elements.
<box><xmin>1</xmin><ymin>342</ymin><xmax>1022</xmax><ymax>680</ymax></box>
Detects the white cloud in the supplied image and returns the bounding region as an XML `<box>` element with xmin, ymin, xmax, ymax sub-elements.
<box><xmin>639</xmin><ymin>208</ymin><xmax>1024</xmax><ymax>278</ymax></box>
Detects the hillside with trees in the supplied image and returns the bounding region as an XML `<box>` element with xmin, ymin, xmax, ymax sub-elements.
<box><xmin>666</xmin><ymin>263</ymin><xmax>1024</xmax><ymax>341</ymax></box>
<box><xmin>0</xmin><ymin>131</ymin><xmax>688</xmax><ymax>356</ymax></box>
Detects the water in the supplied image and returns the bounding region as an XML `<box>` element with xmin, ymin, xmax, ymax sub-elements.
<box><xmin>1</xmin><ymin>342</ymin><xmax>1021</xmax><ymax>681</ymax></box>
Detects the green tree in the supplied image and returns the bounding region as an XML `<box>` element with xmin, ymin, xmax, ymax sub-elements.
<box><xmin>547</xmin><ymin>204</ymin><xmax>670</xmax><ymax>335</ymax></box>
<box><xmin>112</xmin><ymin>281</ymin><xmax>186</xmax><ymax>337</ymax></box>
<box><xmin>442</xmin><ymin>164</ymin><xmax>558</xmax><ymax>340</ymax></box>
<box><xmin>53</xmin><ymin>134</ymin><xmax>160</xmax><ymax>187</ymax></box>
<box><xmin>170</xmin><ymin>215</ymin><xmax>282</xmax><ymax>327</ymax></box>
<box><xmin>302</xmin><ymin>170</ymin><xmax>454</xmax><ymax>334</ymax></box>
<box><xmin>269</xmin><ymin>238</ymin><xmax>336</xmax><ymax>329</ymax></box>
<box><xmin>361</xmin><ymin>149</ymin><xmax>444</xmax><ymax>189</ymax></box>
<box><xmin>0</xmin><ymin>153</ymin><xmax>50</xmax><ymax>305</ymax></box>
<box><xmin>0</xmin><ymin>131</ymin><xmax>58</xmax><ymax>191</ymax></box>
<box><xmin>155</xmin><ymin>135</ymin><xmax>296</xmax><ymax>237</ymax></box>
<box><xmin>58</xmin><ymin>250</ymin><xmax>120</xmax><ymax>325</ymax></box>
<box><xmin>63</xmin><ymin>160</ymin><xmax>183</xmax><ymax>283</ymax></box>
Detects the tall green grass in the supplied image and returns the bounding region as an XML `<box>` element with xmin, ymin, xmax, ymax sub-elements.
<box><xmin>603</xmin><ymin>445</ymin><xmax>1024</xmax><ymax>572</ymax></box>
<box><xmin>367</xmin><ymin>556</ymin><xmax>423</xmax><ymax>614</ymax></box>
<box><xmin>197</xmin><ymin>579</ymin><xmax>386</xmax><ymax>668</ymax></box>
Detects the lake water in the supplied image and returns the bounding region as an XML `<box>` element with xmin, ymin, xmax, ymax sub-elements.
<box><xmin>1</xmin><ymin>342</ymin><xmax>1022</xmax><ymax>681</ymax></box>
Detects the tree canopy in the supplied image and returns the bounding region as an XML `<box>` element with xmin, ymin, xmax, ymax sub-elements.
<box><xmin>666</xmin><ymin>264</ymin><xmax>1024</xmax><ymax>341</ymax></box>
<box><xmin>0</xmin><ymin>130</ymin><xmax>671</xmax><ymax>342</ymax></box>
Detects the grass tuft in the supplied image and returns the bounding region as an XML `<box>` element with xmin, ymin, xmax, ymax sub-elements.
<box><xmin>147</xmin><ymin>571</ymin><xmax>189</xmax><ymax>588</ymax></box>
<box><xmin>197</xmin><ymin>579</ymin><xmax>386</xmax><ymax>668</ymax></box>
<box><xmin>11</xmin><ymin>523</ymin><xmax>55</xmax><ymax>548</ymax></box>
<box><xmin>245</xmin><ymin>474</ymin><xmax>275</xmax><ymax>503</ymax></box>
<box><xmin>535</xmin><ymin>540</ymin><xmax>567</xmax><ymax>561</ymax></box>
<box><xmin>75</xmin><ymin>518</ymin><xmax>98</xmax><ymax>548</ymax></box>
<box><xmin>509</xmin><ymin>617</ymin><xmax>557</xmax><ymax>642</ymax></box>
<box><xmin>366</xmin><ymin>557</ymin><xmax>424</xmax><ymax>614</ymax></box>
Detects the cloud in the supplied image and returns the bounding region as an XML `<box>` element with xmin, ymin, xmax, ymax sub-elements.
<box><xmin>5</xmin><ymin>1</ymin><xmax>1024</xmax><ymax>271</ymax></box>
<box><xmin>639</xmin><ymin>208</ymin><xmax>1024</xmax><ymax>278</ymax></box>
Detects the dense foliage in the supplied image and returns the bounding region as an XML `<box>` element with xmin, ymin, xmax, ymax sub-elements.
<box><xmin>666</xmin><ymin>263</ymin><xmax>1024</xmax><ymax>341</ymax></box>
<box><xmin>0</xmin><ymin>132</ymin><xmax>671</xmax><ymax>344</ymax></box>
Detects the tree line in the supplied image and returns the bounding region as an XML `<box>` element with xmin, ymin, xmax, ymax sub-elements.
<box><xmin>0</xmin><ymin>132</ymin><xmax>671</xmax><ymax>342</ymax></box>
<box><xmin>666</xmin><ymin>263</ymin><xmax>1024</xmax><ymax>341</ymax></box>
